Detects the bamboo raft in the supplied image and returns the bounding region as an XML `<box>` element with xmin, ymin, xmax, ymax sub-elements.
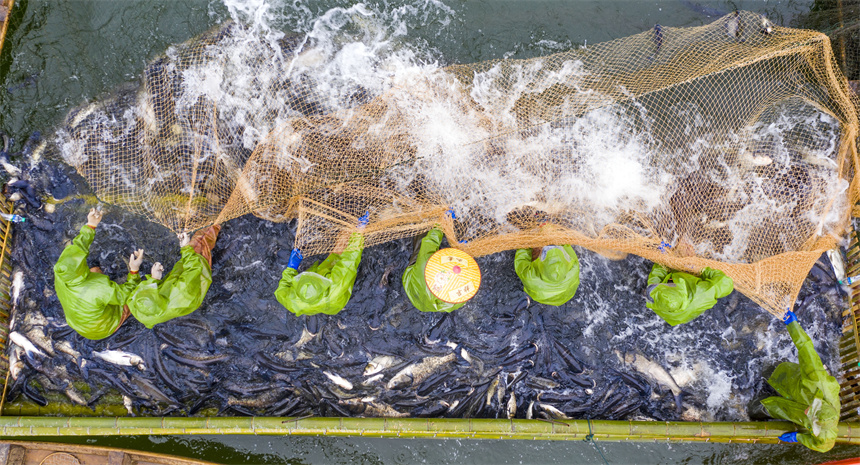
<box><xmin>0</xmin><ymin>441</ymin><xmax>218</xmax><ymax>465</ymax></box>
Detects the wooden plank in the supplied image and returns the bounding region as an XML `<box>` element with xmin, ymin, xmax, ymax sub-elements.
<box><xmin>0</xmin><ymin>442</ymin><xmax>217</xmax><ymax>465</ymax></box>
<box><xmin>107</xmin><ymin>451</ymin><xmax>124</xmax><ymax>465</ymax></box>
<box><xmin>5</xmin><ymin>446</ymin><xmax>22</xmax><ymax>465</ymax></box>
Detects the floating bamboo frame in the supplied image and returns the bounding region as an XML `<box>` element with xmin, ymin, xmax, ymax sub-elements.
<box><xmin>0</xmin><ymin>416</ymin><xmax>847</xmax><ymax>443</ymax></box>
<box><xmin>840</xmin><ymin>227</ymin><xmax>860</xmax><ymax>421</ymax></box>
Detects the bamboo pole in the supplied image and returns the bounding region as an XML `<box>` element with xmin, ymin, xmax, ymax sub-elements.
<box><xmin>0</xmin><ymin>0</ymin><xmax>13</xmax><ymax>58</ymax></box>
<box><xmin>0</xmin><ymin>416</ymin><xmax>854</xmax><ymax>443</ymax></box>
<box><xmin>0</xmin><ymin>194</ymin><xmax>12</xmax><ymax>414</ymax></box>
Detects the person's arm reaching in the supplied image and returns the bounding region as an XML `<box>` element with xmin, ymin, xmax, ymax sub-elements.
<box><xmin>275</xmin><ymin>249</ymin><xmax>302</xmax><ymax>308</ymax></box>
<box><xmin>329</xmin><ymin>232</ymin><xmax>365</xmax><ymax>298</ymax></box>
<box><xmin>113</xmin><ymin>249</ymin><xmax>144</xmax><ymax>304</ymax></box>
<box><xmin>514</xmin><ymin>249</ymin><xmax>536</xmax><ymax>281</ymax></box>
<box><xmin>415</xmin><ymin>228</ymin><xmax>444</xmax><ymax>270</ymax></box>
<box><xmin>700</xmin><ymin>267</ymin><xmax>733</xmax><ymax>298</ymax></box>
<box><xmin>54</xmin><ymin>225</ymin><xmax>96</xmax><ymax>283</ymax></box>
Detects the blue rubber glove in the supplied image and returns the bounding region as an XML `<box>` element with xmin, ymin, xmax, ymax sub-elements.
<box><xmin>778</xmin><ymin>431</ymin><xmax>798</xmax><ymax>443</ymax></box>
<box><xmin>287</xmin><ymin>248</ymin><xmax>303</xmax><ymax>270</ymax></box>
<box><xmin>782</xmin><ymin>311</ymin><xmax>797</xmax><ymax>326</ymax></box>
<box><xmin>358</xmin><ymin>211</ymin><xmax>370</xmax><ymax>229</ymax></box>
<box><xmin>447</xmin><ymin>209</ymin><xmax>456</xmax><ymax>220</ymax></box>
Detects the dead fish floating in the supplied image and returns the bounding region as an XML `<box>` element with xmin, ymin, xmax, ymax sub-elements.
<box><xmin>9</xmin><ymin>331</ymin><xmax>47</xmax><ymax>361</ymax></box>
<box><xmin>387</xmin><ymin>352</ymin><xmax>458</xmax><ymax>390</ymax></box>
<box><xmin>92</xmin><ymin>349</ymin><xmax>147</xmax><ymax>371</ymax></box>
<box><xmin>615</xmin><ymin>350</ymin><xmax>685</xmax><ymax>412</ymax></box>
<box><xmin>364</xmin><ymin>355</ymin><xmax>398</xmax><ymax>377</ymax></box>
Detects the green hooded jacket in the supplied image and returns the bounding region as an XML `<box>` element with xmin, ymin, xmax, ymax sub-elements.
<box><xmin>53</xmin><ymin>225</ymin><xmax>142</xmax><ymax>340</ymax></box>
<box><xmin>761</xmin><ymin>320</ymin><xmax>839</xmax><ymax>452</ymax></box>
<box><xmin>514</xmin><ymin>245</ymin><xmax>580</xmax><ymax>306</ymax></box>
<box><xmin>126</xmin><ymin>246</ymin><xmax>212</xmax><ymax>329</ymax></box>
<box><xmin>645</xmin><ymin>263</ymin><xmax>733</xmax><ymax>326</ymax></box>
<box><xmin>275</xmin><ymin>233</ymin><xmax>364</xmax><ymax>316</ymax></box>
<box><xmin>403</xmin><ymin>227</ymin><xmax>465</xmax><ymax>313</ymax></box>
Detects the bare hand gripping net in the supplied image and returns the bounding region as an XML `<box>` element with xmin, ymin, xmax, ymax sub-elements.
<box><xmin>57</xmin><ymin>12</ymin><xmax>860</xmax><ymax>317</ymax></box>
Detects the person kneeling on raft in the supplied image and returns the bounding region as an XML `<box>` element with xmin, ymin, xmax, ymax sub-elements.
<box><xmin>515</xmin><ymin>245</ymin><xmax>580</xmax><ymax>306</ymax></box>
<box><xmin>644</xmin><ymin>263</ymin><xmax>733</xmax><ymax>325</ymax></box>
<box><xmin>275</xmin><ymin>213</ymin><xmax>368</xmax><ymax>316</ymax></box>
<box><xmin>765</xmin><ymin>310</ymin><xmax>839</xmax><ymax>453</ymax></box>
<box><xmin>125</xmin><ymin>225</ymin><xmax>221</xmax><ymax>328</ymax></box>
<box><xmin>403</xmin><ymin>212</ymin><xmax>469</xmax><ymax>313</ymax></box>
<box><xmin>53</xmin><ymin>208</ymin><xmax>144</xmax><ymax>340</ymax></box>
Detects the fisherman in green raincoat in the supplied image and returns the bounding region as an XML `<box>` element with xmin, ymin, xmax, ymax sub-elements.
<box><xmin>403</xmin><ymin>223</ymin><xmax>467</xmax><ymax>313</ymax></box>
<box><xmin>274</xmin><ymin>213</ymin><xmax>368</xmax><ymax>316</ymax></box>
<box><xmin>514</xmin><ymin>245</ymin><xmax>580</xmax><ymax>306</ymax></box>
<box><xmin>126</xmin><ymin>225</ymin><xmax>221</xmax><ymax>328</ymax></box>
<box><xmin>644</xmin><ymin>263</ymin><xmax>733</xmax><ymax>326</ymax></box>
<box><xmin>53</xmin><ymin>208</ymin><xmax>144</xmax><ymax>340</ymax></box>
<box><xmin>763</xmin><ymin>311</ymin><xmax>839</xmax><ymax>452</ymax></box>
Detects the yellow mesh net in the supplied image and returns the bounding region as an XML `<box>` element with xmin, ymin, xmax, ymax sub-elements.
<box><xmin>58</xmin><ymin>11</ymin><xmax>860</xmax><ymax>317</ymax></box>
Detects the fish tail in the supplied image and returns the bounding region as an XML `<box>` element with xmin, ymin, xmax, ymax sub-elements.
<box><xmin>78</xmin><ymin>357</ymin><xmax>89</xmax><ymax>380</ymax></box>
<box><xmin>674</xmin><ymin>390</ymin><xmax>688</xmax><ymax>413</ymax></box>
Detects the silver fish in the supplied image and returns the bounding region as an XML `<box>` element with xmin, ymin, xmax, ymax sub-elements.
<box><xmin>365</xmin><ymin>401</ymin><xmax>408</xmax><ymax>418</ymax></box>
<box><xmin>131</xmin><ymin>377</ymin><xmax>177</xmax><ymax>405</ymax></box>
<box><xmin>323</xmin><ymin>371</ymin><xmax>354</xmax><ymax>390</ymax></box>
<box><xmin>64</xmin><ymin>386</ymin><xmax>87</xmax><ymax>406</ymax></box>
<box><xmin>294</xmin><ymin>327</ymin><xmax>315</xmax><ymax>348</ymax></box>
<box><xmin>460</xmin><ymin>347</ymin><xmax>484</xmax><ymax>373</ymax></box>
<box><xmin>10</xmin><ymin>331</ymin><xmax>46</xmax><ymax>359</ymax></box>
<box><xmin>539</xmin><ymin>403</ymin><xmax>570</xmax><ymax>420</ymax></box>
<box><xmin>726</xmin><ymin>11</ymin><xmax>742</xmax><ymax>39</ymax></box>
<box><xmin>227</xmin><ymin>390</ymin><xmax>285</xmax><ymax>409</ymax></box>
<box><xmin>25</xmin><ymin>326</ymin><xmax>55</xmax><ymax>357</ymax></box>
<box><xmin>507</xmin><ymin>392</ymin><xmax>517</xmax><ymax>419</ymax></box>
<box><xmin>123</xmin><ymin>395</ymin><xmax>134</xmax><ymax>416</ymax></box>
<box><xmin>340</xmin><ymin>397</ymin><xmax>409</xmax><ymax>418</ymax></box>
<box><xmin>386</xmin><ymin>353</ymin><xmax>457</xmax><ymax>390</ymax></box>
<box><xmin>526</xmin><ymin>400</ymin><xmax>534</xmax><ymax>419</ymax></box>
<box><xmin>486</xmin><ymin>376</ymin><xmax>500</xmax><ymax>407</ymax></box>
<box><xmin>364</xmin><ymin>355</ymin><xmax>397</xmax><ymax>376</ymax></box>
<box><xmin>362</xmin><ymin>374</ymin><xmax>384</xmax><ymax>386</ymax></box>
<box><xmin>446</xmin><ymin>400</ymin><xmax>460</xmax><ymax>414</ymax></box>
<box><xmin>55</xmin><ymin>340</ymin><xmax>82</xmax><ymax>363</ymax></box>
<box><xmin>526</xmin><ymin>375</ymin><xmax>559</xmax><ymax>390</ymax></box>
<box><xmin>93</xmin><ymin>349</ymin><xmax>146</xmax><ymax>371</ymax></box>
<box><xmin>11</xmin><ymin>271</ymin><xmax>23</xmax><ymax>307</ymax></box>
<box><xmin>616</xmin><ymin>350</ymin><xmax>684</xmax><ymax>410</ymax></box>
<box><xmin>760</xmin><ymin>14</ymin><xmax>773</xmax><ymax>35</ymax></box>
<box><xmin>30</xmin><ymin>140</ymin><xmax>47</xmax><ymax>164</ymax></box>
<box><xmin>8</xmin><ymin>347</ymin><xmax>23</xmax><ymax>380</ymax></box>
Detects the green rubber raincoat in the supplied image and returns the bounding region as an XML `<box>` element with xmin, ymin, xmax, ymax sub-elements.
<box><xmin>53</xmin><ymin>225</ymin><xmax>141</xmax><ymax>340</ymax></box>
<box><xmin>275</xmin><ymin>233</ymin><xmax>364</xmax><ymax>316</ymax></box>
<box><xmin>403</xmin><ymin>228</ymin><xmax>464</xmax><ymax>313</ymax></box>
<box><xmin>514</xmin><ymin>245</ymin><xmax>580</xmax><ymax>306</ymax></box>
<box><xmin>761</xmin><ymin>320</ymin><xmax>839</xmax><ymax>452</ymax></box>
<box><xmin>126</xmin><ymin>246</ymin><xmax>212</xmax><ymax>329</ymax></box>
<box><xmin>645</xmin><ymin>263</ymin><xmax>733</xmax><ymax>326</ymax></box>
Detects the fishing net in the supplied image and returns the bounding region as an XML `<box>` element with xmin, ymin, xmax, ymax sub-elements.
<box><xmin>57</xmin><ymin>11</ymin><xmax>860</xmax><ymax>317</ymax></box>
<box><xmin>794</xmin><ymin>0</ymin><xmax>860</xmax><ymax>82</ymax></box>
